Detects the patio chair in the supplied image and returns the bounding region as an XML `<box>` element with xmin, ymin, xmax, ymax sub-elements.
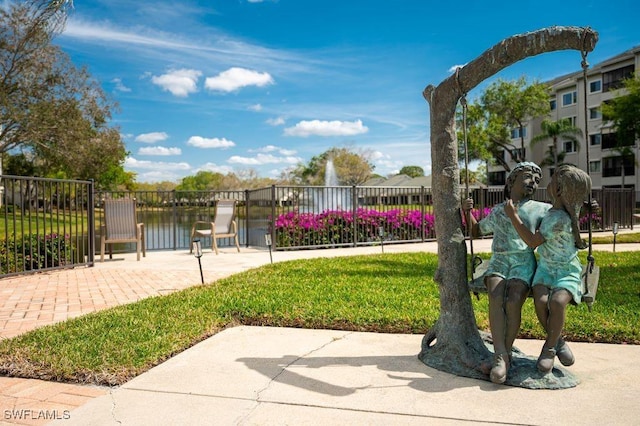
<box><xmin>100</xmin><ymin>198</ymin><xmax>146</xmax><ymax>262</ymax></box>
<box><xmin>190</xmin><ymin>199</ymin><xmax>240</xmax><ymax>255</ymax></box>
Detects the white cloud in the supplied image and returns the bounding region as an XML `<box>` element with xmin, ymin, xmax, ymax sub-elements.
<box><xmin>205</xmin><ymin>67</ymin><xmax>274</xmax><ymax>92</ymax></box>
<box><xmin>198</xmin><ymin>163</ymin><xmax>235</xmax><ymax>174</ymax></box>
<box><xmin>228</xmin><ymin>153</ymin><xmax>302</xmax><ymax>165</ymax></box>
<box><xmin>448</xmin><ymin>63</ymin><xmax>467</xmax><ymax>73</ymax></box>
<box><xmin>138</xmin><ymin>146</ymin><xmax>182</xmax><ymax>156</ymax></box>
<box><xmin>125</xmin><ymin>157</ymin><xmax>191</xmax><ymax>170</ymax></box>
<box><xmin>284</xmin><ymin>119</ymin><xmax>369</xmax><ymax>137</ymax></box>
<box><xmin>370</xmin><ymin>150</ymin><xmax>384</xmax><ymax>160</ymax></box>
<box><xmin>266</xmin><ymin>116</ymin><xmax>285</xmax><ymax>126</ymax></box>
<box><xmin>135</xmin><ymin>132</ymin><xmax>169</xmax><ymax>143</ymax></box>
<box><xmin>248</xmin><ymin>104</ymin><xmax>262</xmax><ymax>111</ymax></box>
<box><xmin>111</xmin><ymin>78</ymin><xmax>131</xmax><ymax>92</ymax></box>
<box><xmin>187</xmin><ymin>136</ymin><xmax>236</xmax><ymax>149</ymax></box>
<box><xmin>253</xmin><ymin>145</ymin><xmax>297</xmax><ymax>156</ymax></box>
<box><xmin>135</xmin><ymin>170</ymin><xmax>183</xmax><ymax>183</ymax></box>
<box><xmin>151</xmin><ymin>69</ymin><xmax>201</xmax><ymax>97</ymax></box>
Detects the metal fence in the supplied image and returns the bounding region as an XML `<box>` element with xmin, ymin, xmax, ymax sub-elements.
<box><xmin>469</xmin><ymin>186</ymin><xmax>636</xmax><ymax>232</ymax></box>
<box><xmin>1</xmin><ymin>176</ymin><xmax>636</xmax><ymax>278</ymax></box>
<box><xmin>95</xmin><ymin>190</ymin><xmax>247</xmax><ymax>252</ymax></box>
<box><xmin>0</xmin><ymin>175</ymin><xmax>95</xmax><ymax>278</ymax></box>
<box><xmin>248</xmin><ymin>185</ymin><xmax>435</xmax><ymax>250</ymax></box>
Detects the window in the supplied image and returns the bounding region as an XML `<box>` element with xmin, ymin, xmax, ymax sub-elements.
<box><xmin>565</xmin><ymin>116</ymin><xmax>577</xmax><ymax>127</ymax></box>
<box><xmin>603</xmin><ymin>64</ymin><xmax>635</xmax><ymax>92</ymax></box>
<box><xmin>603</xmin><ymin>155</ymin><xmax>636</xmax><ymax>177</ymax></box>
<box><xmin>563</xmin><ymin>140</ymin><xmax>577</xmax><ymax>153</ymax></box>
<box><xmin>589</xmin><ymin>80</ymin><xmax>602</xmax><ymax>93</ymax></box>
<box><xmin>589</xmin><ymin>160</ymin><xmax>601</xmax><ymax>173</ymax></box>
<box><xmin>602</xmin><ymin>131</ymin><xmax>635</xmax><ymax>149</ymax></box>
<box><xmin>590</xmin><ymin>134</ymin><xmax>601</xmax><ymax>146</ymax></box>
<box><xmin>562</xmin><ymin>91</ymin><xmax>577</xmax><ymax>106</ymax></box>
<box><xmin>488</xmin><ymin>171</ymin><xmax>506</xmax><ymax>186</ymax></box>
<box><xmin>589</xmin><ymin>108</ymin><xmax>602</xmax><ymax>120</ymax></box>
<box><xmin>550</xmin><ymin>99</ymin><xmax>557</xmax><ymax>110</ymax></box>
<box><xmin>510</xmin><ymin>127</ymin><xmax>527</xmax><ymax>139</ymax></box>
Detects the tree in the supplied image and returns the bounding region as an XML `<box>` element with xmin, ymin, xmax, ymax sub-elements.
<box><xmin>419</xmin><ymin>26</ymin><xmax>597</xmax><ymax>383</ymax></box>
<box><xmin>481</xmin><ymin>77</ymin><xmax>550</xmax><ymax>162</ymax></box>
<box><xmin>531</xmin><ymin>118</ymin><xmax>582</xmax><ymax>168</ymax></box>
<box><xmin>456</xmin><ymin>100</ymin><xmax>516</xmax><ymax>172</ymax></box>
<box><xmin>399</xmin><ymin>166</ymin><xmax>424</xmax><ymax>178</ymax></box>
<box><xmin>176</xmin><ymin>171</ymin><xmax>225</xmax><ymax>191</ymax></box>
<box><xmin>601</xmin><ymin>73</ymin><xmax>640</xmax><ymax>145</ymax></box>
<box><xmin>0</xmin><ymin>1</ymin><xmax>127</xmax><ymax>188</ymax></box>
<box><xmin>293</xmin><ymin>147</ymin><xmax>374</xmax><ymax>185</ymax></box>
<box><xmin>601</xmin><ymin>73</ymin><xmax>640</xmax><ymax>188</ymax></box>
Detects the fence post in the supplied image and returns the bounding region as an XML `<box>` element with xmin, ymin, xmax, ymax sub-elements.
<box><xmin>244</xmin><ymin>189</ymin><xmax>250</xmax><ymax>248</ymax></box>
<box><xmin>350</xmin><ymin>185</ymin><xmax>356</xmax><ymax>247</ymax></box>
<box><xmin>270</xmin><ymin>185</ymin><xmax>276</xmax><ymax>249</ymax></box>
<box><xmin>172</xmin><ymin>189</ymin><xmax>177</xmax><ymax>250</ymax></box>
<box><xmin>88</xmin><ymin>179</ymin><xmax>95</xmax><ymax>265</ymax></box>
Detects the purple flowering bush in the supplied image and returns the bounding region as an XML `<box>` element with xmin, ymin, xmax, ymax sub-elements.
<box><xmin>274</xmin><ymin>208</ymin><xmax>435</xmax><ymax>248</ymax></box>
<box><xmin>579</xmin><ymin>212</ymin><xmax>602</xmax><ymax>231</ymax></box>
<box><xmin>461</xmin><ymin>207</ymin><xmax>492</xmax><ymax>227</ymax></box>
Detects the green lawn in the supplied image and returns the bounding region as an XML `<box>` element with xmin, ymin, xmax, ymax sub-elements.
<box><xmin>0</xmin><ymin>250</ymin><xmax>638</xmax><ymax>386</ymax></box>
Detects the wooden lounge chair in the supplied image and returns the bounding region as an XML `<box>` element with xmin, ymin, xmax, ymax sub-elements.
<box><xmin>100</xmin><ymin>198</ymin><xmax>146</xmax><ymax>261</ymax></box>
<box><xmin>190</xmin><ymin>199</ymin><xmax>240</xmax><ymax>255</ymax></box>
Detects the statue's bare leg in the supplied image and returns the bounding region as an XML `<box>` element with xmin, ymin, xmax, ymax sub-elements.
<box><xmin>533</xmin><ymin>287</ymin><xmax>572</xmax><ymax>372</ymax></box>
<box><xmin>532</xmin><ymin>285</ymin><xmax>550</xmax><ymax>330</ymax></box>
<box><xmin>485</xmin><ymin>275</ymin><xmax>509</xmax><ymax>383</ymax></box>
<box><xmin>504</xmin><ymin>279</ymin><xmax>529</xmax><ymax>354</ymax></box>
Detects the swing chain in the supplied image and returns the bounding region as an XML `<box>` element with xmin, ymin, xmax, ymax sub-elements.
<box><xmin>580</xmin><ymin>26</ymin><xmax>597</xmax><ymax>301</ymax></box>
<box><xmin>455</xmin><ymin>68</ymin><xmax>481</xmax><ymax>282</ymax></box>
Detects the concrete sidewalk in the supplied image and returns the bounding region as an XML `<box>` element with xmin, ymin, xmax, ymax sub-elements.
<box><xmin>53</xmin><ymin>326</ymin><xmax>640</xmax><ymax>425</ymax></box>
<box><xmin>1</xmin><ymin>235</ymin><xmax>639</xmax><ymax>425</ymax></box>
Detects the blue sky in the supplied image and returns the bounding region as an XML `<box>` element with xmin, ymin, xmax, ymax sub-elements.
<box><xmin>54</xmin><ymin>0</ymin><xmax>639</xmax><ymax>183</ymax></box>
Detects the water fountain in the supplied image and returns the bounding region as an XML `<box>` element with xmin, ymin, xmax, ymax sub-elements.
<box><xmin>299</xmin><ymin>159</ymin><xmax>352</xmax><ymax>213</ymax></box>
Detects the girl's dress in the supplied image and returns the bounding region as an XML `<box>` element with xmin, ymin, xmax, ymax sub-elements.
<box><xmin>532</xmin><ymin>208</ymin><xmax>583</xmax><ymax>304</ymax></box>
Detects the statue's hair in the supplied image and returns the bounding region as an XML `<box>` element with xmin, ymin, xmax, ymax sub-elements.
<box><xmin>504</xmin><ymin>162</ymin><xmax>542</xmax><ymax>198</ymax></box>
<box><xmin>553</xmin><ymin>164</ymin><xmax>592</xmax><ymax>249</ymax></box>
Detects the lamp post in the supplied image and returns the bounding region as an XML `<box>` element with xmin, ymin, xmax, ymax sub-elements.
<box><xmin>378</xmin><ymin>226</ymin><xmax>385</xmax><ymax>253</ymax></box>
<box><xmin>612</xmin><ymin>222</ymin><xmax>619</xmax><ymax>253</ymax></box>
<box><xmin>265</xmin><ymin>233</ymin><xmax>273</xmax><ymax>264</ymax></box>
<box><xmin>192</xmin><ymin>238</ymin><xmax>204</xmax><ymax>284</ymax></box>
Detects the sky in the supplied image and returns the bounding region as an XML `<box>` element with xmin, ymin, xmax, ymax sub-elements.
<box><xmin>51</xmin><ymin>0</ymin><xmax>640</xmax><ymax>183</ymax></box>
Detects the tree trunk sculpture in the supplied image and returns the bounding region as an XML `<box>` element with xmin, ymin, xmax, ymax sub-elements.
<box><xmin>419</xmin><ymin>26</ymin><xmax>598</xmax><ymax>381</ymax></box>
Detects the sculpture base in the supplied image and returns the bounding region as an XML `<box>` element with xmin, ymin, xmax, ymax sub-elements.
<box><xmin>419</xmin><ymin>332</ymin><xmax>579</xmax><ymax>389</ymax></box>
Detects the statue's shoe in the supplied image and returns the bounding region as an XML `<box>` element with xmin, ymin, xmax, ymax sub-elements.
<box><xmin>556</xmin><ymin>338</ymin><xmax>575</xmax><ymax>366</ymax></box>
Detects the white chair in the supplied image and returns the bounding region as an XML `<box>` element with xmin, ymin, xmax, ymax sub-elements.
<box><xmin>190</xmin><ymin>199</ymin><xmax>240</xmax><ymax>255</ymax></box>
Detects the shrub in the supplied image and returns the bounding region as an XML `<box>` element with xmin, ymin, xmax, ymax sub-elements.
<box><xmin>273</xmin><ymin>208</ymin><xmax>435</xmax><ymax>248</ymax></box>
<box><xmin>0</xmin><ymin>233</ymin><xmax>71</xmax><ymax>274</ymax></box>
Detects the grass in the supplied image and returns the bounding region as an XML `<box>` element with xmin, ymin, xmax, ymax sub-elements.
<box><xmin>0</xmin><ymin>250</ymin><xmax>639</xmax><ymax>386</ymax></box>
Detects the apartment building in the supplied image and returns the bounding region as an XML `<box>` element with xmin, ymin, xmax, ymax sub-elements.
<box><xmin>486</xmin><ymin>45</ymin><xmax>640</xmax><ymax>198</ymax></box>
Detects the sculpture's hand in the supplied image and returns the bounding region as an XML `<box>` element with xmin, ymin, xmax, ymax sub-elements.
<box><xmin>462</xmin><ymin>197</ymin><xmax>474</xmax><ymax>212</ymax></box>
<box><xmin>504</xmin><ymin>199</ymin><xmax>517</xmax><ymax>219</ymax></box>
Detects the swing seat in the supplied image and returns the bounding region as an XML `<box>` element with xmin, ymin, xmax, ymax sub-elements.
<box><xmin>581</xmin><ymin>264</ymin><xmax>599</xmax><ymax>311</ymax></box>
<box><xmin>468</xmin><ymin>261</ymin><xmax>490</xmax><ymax>294</ymax></box>
<box><xmin>467</xmin><ymin>262</ymin><xmax>599</xmax><ymax>310</ymax></box>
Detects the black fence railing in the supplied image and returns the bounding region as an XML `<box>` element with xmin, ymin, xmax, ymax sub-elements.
<box><xmin>1</xmin><ymin>177</ymin><xmax>635</xmax><ymax>278</ymax></box>
<box><xmin>0</xmin><ymin>175</ymin><xmax>94</xmax><ymax>278</ymax></box>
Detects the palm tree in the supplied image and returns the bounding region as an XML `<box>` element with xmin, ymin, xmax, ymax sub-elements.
<box><xmin>532</xmin><ymin>118</ymin><xmax>583</xmax><ymax>168</ymax></box>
